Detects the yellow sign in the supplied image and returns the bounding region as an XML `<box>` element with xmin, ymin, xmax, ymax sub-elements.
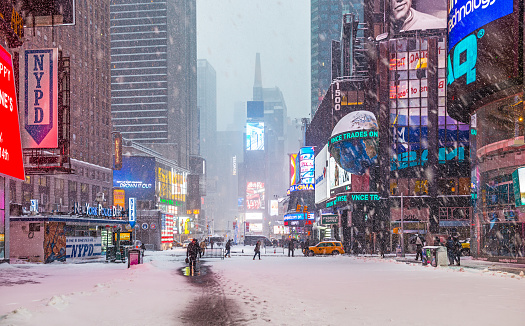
<box><xmin>0</xmin><ymin>234</ymin><xmax>4</xmax><ymax>242</ymax></box>
<box><xmin>113</xmin><ymin>189</ymin><xmax>125</xmax><ymax>208</ymax></box>
<box><xmin>117</xmin><ymin>232</ymin><xmax>131</xmax><ymax>241</ymax></box>
<box><xmin>393</xmin><ymin>228</ymin><xmax>399</xmax><ymax>234</ymax></box>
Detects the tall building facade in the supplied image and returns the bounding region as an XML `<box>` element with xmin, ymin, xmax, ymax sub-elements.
<box><xmin>197</xmin><ymin>59</ymin><xmax>217</xmax><ymax>227</ymax></box>
<box><xmin>110</xmin><ymin>0</ymin><xmax>197</xmax><ymax>169</ymax></box>
<box><xmin>311</xmin><ymin>0</ymin><xmax>364</xmax><ymax>116</ymax></box>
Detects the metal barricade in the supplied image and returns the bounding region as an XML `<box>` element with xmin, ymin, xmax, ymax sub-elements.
<box><xmin>200</xmin><ymin>248</ymin><xmax>224</xmax><ymax>260</ymax></box>
<box><xmin>264</xmin><ymin>246</ymin><xmax>286</xmax><ymax>255</ymax></box>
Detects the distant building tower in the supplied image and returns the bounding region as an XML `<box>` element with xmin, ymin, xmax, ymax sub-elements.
<box><xmin>110</xmin><ymin>0</ymin><xmax>197</xmax><ymax>169</ymax></box>
<box><xmin>311</xmin><ymin>0</ymin><xmax>364</xmax><ymax>116</ymax></box>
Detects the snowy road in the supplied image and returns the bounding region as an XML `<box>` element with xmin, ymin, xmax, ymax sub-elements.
<box><xmin>1</xmin><ymin>248</ymin><xmax>525</xmax><ymax>325</ymax></box>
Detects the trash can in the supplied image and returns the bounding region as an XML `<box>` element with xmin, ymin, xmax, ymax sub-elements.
<box><xmin>128</xmin><ymin>248</ymin><xmax>142</xmax><ymax>268</ymax></box>
<box><xmin>422</xmin><ymin>246</ymin><xmax>448</xmax><ymax>267</ymax></box>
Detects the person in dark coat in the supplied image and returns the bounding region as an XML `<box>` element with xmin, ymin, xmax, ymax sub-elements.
<box><xmin>140</xmin><ymin>243</ymin><xmax>146</xmax><ymax>258</ymax></box>
<box><xmin>186</xmin><ymin>238</ymin><xmax>199</xmax><ymax>269</ymax></box>
<box><xmin>415</xmin><ymin>234</ymin><xmax>423</xmax><ymax>261</ymax></box>
<box><xmin>446</xmin><ymin>236</ymin><xmax>456</xmax><ymax>266</ymax></box>
<box><xmin>453</xmin><ymin>236</ymin><xmax>461</xmax><ymax>266</ymax></box>
<box><xmin>304</xmin><ymin>239</ymin><xmax>310</xmax><ymax>256</ymax></box>
<box><xmin>253</xmin><ymin>240</ymin><xmax>261</xmax><ymax>260</ymax></box>
<box><xmin>210</xmin><ymin>239</ymin><xmax>214</xmax><ymax>249</ymax></box>
<box><xmin>224</xmin><ymin>239</ymin><xmax>232</xmax><ymax>258</ymax></box>
<box><xmin>288</xmin><ymin>239</ymin><xmax>295</xmax><ymax>257</ymax></box>
<box><xmin>378</xmin><ymin>233</ymin><xmax>386</xmax><ymax>258</ymax></box>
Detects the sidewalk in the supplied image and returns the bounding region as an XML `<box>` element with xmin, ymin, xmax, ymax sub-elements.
<box><xmin>393</xmin><ymin>254</ymin><xmax>525</xmax><ymax>275</ymax></box>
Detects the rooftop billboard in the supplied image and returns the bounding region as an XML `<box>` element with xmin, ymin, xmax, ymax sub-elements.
<box><xmin>113</xmin><ymin>156</ymin><xmax>156</xmax><ymax>201</ymax></box>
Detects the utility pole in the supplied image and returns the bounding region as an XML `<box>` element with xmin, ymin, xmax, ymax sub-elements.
<box><xmin>400</xmin><ymin>193</ymin><xmax>405</xmax><ymax>257</ymax></box>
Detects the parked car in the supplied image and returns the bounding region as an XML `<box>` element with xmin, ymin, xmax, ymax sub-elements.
<box><xmin>308</xmin><ymin>241</ymin><xmax>345</xmax><ymax>256</ymax></box>
<box><xmin>460</xmin><ymin>239</ymin><xmax>470</xmax><ymax>256</ymax></box>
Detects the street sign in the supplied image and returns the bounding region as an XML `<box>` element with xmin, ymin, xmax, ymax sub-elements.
<box><xmin>129</xmin><ymin>197</ymin><xmax>136</xmax><ymax>228</ymax></box>
<box><xmin>30</xmin><ymin>199</ymin><xmax>38</xmax><ymax>213</ymax></box>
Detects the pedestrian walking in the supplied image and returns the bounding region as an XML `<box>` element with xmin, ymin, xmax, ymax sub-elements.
<box><xmin>210</xmin><ymin>239</ymin><xmax>214</xmax><ymax>249</ymax></box>
<box><xmin>415</xmin><ymin>234</ymin><xmax>423</xmax><ymax>261</ymax></box>
<box><xmin>288</xmin><ymin>239</ymin><xmax>295</xmax><ymax>257</ymax></box>
<box><xmin>453</xmin><ymin>236</ymin><xmax>461</xmax><ymax>266</ymax></box>
<box><xmin>224</xmin><ymin>239</ymin><xmax>232</xmax><ymax>258</ymax></box>
<box><xmin>378</xmin><ymin>233</ymin><xmax>386</xmax><ymax>258</ymax></box>
<box><xmin>446</xmin><ymin>236</ymin><xmax>456</xmax><ymax>266</ymax></box>
<box><xmin>199</xmin><ymin>240</ymin><xmax>206</xmax><ymax>258</ymax></box>
<box><xmin>253</xmin><ymin>240</ymin><xmax>261</xmax><ymax>260</ymax></box>
<box><xmin>140</xmin><ymin>243</ymin><xmax>146</xmax><ymax>257</ymax></box>
<box><xmin>186</xmin><ymin>238</ymin><xmax>200</xmax><ymax>270</ymax></box>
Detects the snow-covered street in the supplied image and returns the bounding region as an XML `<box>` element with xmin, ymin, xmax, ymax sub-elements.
<box><xmin>1</xmin><ymin>248</ymin><xmax>525</xmax><ymax>326</ymax></box>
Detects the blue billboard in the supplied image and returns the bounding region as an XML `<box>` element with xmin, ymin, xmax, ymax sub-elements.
<box><xmin>299</xmin><ymin>147</ymin><xmax>315</xmax><ymax>184</ymax></box>
<box><xmin>448</xmin><ymin>0</ymin><xmax>513</xmax><ymax>49</ymax></box>
<box><xmin>113</xmin><ymin>156</ymin><xmax>156</xmax><ymax>201</ymax></box>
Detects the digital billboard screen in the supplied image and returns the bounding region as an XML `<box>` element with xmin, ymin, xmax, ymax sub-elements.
<box><xmin>246</xmin><ymin>122</ymin><xmax>264</xmax><ymax>150</ymax></box>
<box><xmin>289</xmin><ymin>154</ymin><xmax>298</xmax><ymax>186</ymax></box>
<box><xmin>447</xmin><ymin>0</ymin><xmax>520</xmax><ymax>123</ymax></box>
<box><xmin>315</xmin><ymin>145</ymin><xmax>330</xmax><ymax>204</ymax></box>
<box><xmin>246</xmin><ymin>182</ymin><xmax>265</xmax><ymax>210</ymax></box>
<box><xmin>299</xmin><ymin>147</ymin><xmax>315</xmax><ymax>184</ymax></box>
<box><xmin>113</xmin><ymin>156</ymin><xmax>156</xmax><ymax>201</ymax></box>
<box><xmin>246</xmin><ymin>212</ymin><xmax>263</xmax><ymax>220</ymax></box>
<box><xmin>512</xmin><ymin>167</ymin><xmax>525</xmax><ymax>206</ymax></box>
<box><xmin>390</xmin><ymin>0</ymin><xmax>446</xmax><ymax>34</ymax></box>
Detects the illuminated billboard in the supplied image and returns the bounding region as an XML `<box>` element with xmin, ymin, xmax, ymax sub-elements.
<box><xmin>246</xmin><ymin>122</ymin><xmax>264</xmax><ymax>150</ymax></box>
<box><xmin>390</xmin><ymin>0</ymin><xmax>446</xmax><ymax>34</ymax></box>
<box><xmin>328</xmin><ymin>111</ymin><xmax>378</xmax><ymax>176</ymax></box>
<box><xmin>113</xmin><ymin>156</ymin><xmax>156</xmax><ymax>201</ymax></box>
<box><xmin>315</xmin><ymin>145</ymin><xmax>330</xmax><ymax>204</ymax></box>
<box><xmin>289</xmin><ymin>154</ymin><xmax>298</xmax><ymax>186</ymax></box>
<box><xmin>23</xmin><ymin>48</ymin><xmax>59</xmax><ymax>149</ymax></box>
<box><xmin>249</xmin><ymin>223</ymin><xmax>263</xmax><ymax>232</ymax></box>
<box><xmin>0</xmin><ymin>44</ymin><xmax>25</xmax><ymax>180</ymax></box>
<box><xmin>246</xmin><ymin>212</ymin><xmax>263</xmax><ymax>220</ymax></box>
<box><xmin>447</xmin><ymin>0</ymin><xmax>520</xmax><ymax>123</ymax></box>
<box><xmin>246</xmin><ymin>182</ymin><xmax>265</xmax><ymax>210</ymax></box>
<box><xmin>270</xmin><ymin>200</ymin><xmax>279</xmax><ymax>216</ymax></box>
<box><xmin>512</xmin><ymin>167</ymin><xmax>525</xmax><ymax>206</ymax></box>
<box><xmin>299</xmin><ymin>147</ymin><xmax>315</xmax><ymax>184</ymax></box>
<box><xmin>329</xmin><ymin>153</ymin><xmax>352</xmax><ymax>195</ymax></box>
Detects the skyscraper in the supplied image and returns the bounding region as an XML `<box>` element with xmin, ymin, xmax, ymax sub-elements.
<box><xmin>311</xmin><ymin>0</ymin><xmax>364</xmax><ymax>116</ymax></box>
<box><xmin>110</xmin><ymin>0</ymin><xmax>197</xmax><ymax>169</ymax></box>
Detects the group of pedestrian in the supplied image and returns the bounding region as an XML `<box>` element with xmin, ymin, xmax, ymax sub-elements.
<box><xmin>446</xmin><ymin>236</ymin><xmax>462</xmax><ymax>266</ymax></box>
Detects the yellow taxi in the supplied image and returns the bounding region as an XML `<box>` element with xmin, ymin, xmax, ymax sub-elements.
<box><xmin>308</xmin><ymin>241</ymin><xmax>345</xmax><ymax>256</ymax></box>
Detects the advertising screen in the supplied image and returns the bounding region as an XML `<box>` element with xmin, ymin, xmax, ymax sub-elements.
<box><xmin>246</xmin><ymin>122</ymin><xmax>264</xmax><ymax>150</ymax></box>
<box><xmin>329</xmin><ymin>153</ymin><xmax>352</xmax><ymax>195</ymax></box>
<box><xmin>0</xmin><ymin>44</ymin><xmax>25</xmax><ymax>180</ymax></box>
<box><xmin>289</xmin><ymin>154</ymin><xmax>298</xmax><ymax>186</ymax></box>
<box><xmin>447</xmin><ymin>0</ymin><xmax>520</xmax><ymax>123</ymax></box>
<box><xmin>512</xmin><ymin>167</ymin><xmax>525</xmax><ymax>206</ymax></box>
<box><xmin>246</xmin><ymin>182</ymin><xmax>265</xmax><ymax>210</ymax></box>
<box><xmin>315</xmin><ymin>145</ymin><xmax>330</xmax><ymax>204</ymax></box>
<box><xmin>299</xmin><ymin>147</ymin><xmax>315</xmax><ymax>184</ymax></box>
<box><xmin>249</xmin><ymin>223</ymin><xmax>263</xmax><ymax>232</ymax></box>
<box><xmin>390</xmin><ymin>0</ymin><xmax>446</xmax><ymax>34</ymax></box>
<box><xmin>246</xmin><ymin>212</ymin><xmax>263</xmax><ymax>220</ymax></box>
<box><xmin>23</xmin><ymin>48</ymin><xmax>59</xmax><ymax>149</ymax></box>
<box><xmin>113</xmin><ymin>156</ymin><xmax>156</xmax><ymax>201</ymax></box>
<box><xmin>270</xmin><ymin>200</ymin><xmax>279</xmax><ymax>216</ymax></box>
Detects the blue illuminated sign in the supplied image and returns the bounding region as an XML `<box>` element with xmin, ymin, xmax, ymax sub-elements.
<box><xmin>391</xmin><ymin>147</ymin><xmax>466</xmax><ymax>171</ymax></box>
<box><xmin>113</xmin><ymin>156</ymin><xmax>156</xmax><ymax>201</ymax></box>
<box><xmin>448</xmin><ymin>0</ymin><xmax>513</xmax><ymax>49</ymax></box>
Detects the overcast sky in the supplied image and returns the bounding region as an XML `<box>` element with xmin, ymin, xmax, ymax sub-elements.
<box><xmin>196</xmin><ymin>0</ymin><xmax>311</xmax><ymax>131</ymax></box>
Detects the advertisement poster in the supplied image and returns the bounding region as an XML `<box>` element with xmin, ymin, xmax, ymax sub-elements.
<box><xmin>113</xmin><ymin>156</ymin><xmax>156</xmax><ymax>201</ymax></box>
<box><xmin>390</xmin><ymin>0</ymin><xmax>446</xmax><ymax>34</ymax></box>
<box><xmin>23</xmin><ymin>48</ymin><xmax>58</xmax><ymax>149</ymax></box>
<box><xmin>66</xmin><ymin>237</ymin><xmax>102</xmax><ymax>260</ymax></box>
<box><xmin>329</xmin><ymin>154</ymin><xmax>352</xmax><ymax>195</ymax></box>
<box><xmin>315</xmin><ymin>145</ymin><xmax>330</xmax><ymax>204</ymax></box>
<box><xmin>299</xmin><ymin>147</ymin><xmax>315</xmax><ymax>184</ymax></box>
<box><xmin>246</xmin><ymin>122</ymin><xmax>264</xmax><ymax>150</ymax></box>
<box><xmin>0</xmin><ymin>44</ymin><xmax>25</xmax><ymax>180</ymax></box>
<box><xmin>270</xmin><ymin>200</ymin><xmax>278</xmax><ymax>216</ymax></box>
<box><xmin>246</xmin><ymin>182</ymin><xmax>265</xmax><ymax>210</ymax></box>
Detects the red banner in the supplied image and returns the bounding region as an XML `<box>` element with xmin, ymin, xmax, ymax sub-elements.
<box><xmin>0</xmin><ymin>45</ymin><xmax>24</xmax><ymax>180</ymax></box>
